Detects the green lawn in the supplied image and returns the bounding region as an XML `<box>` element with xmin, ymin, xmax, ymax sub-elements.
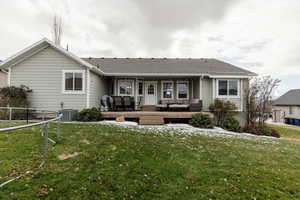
<box><xmin>269</xmin><ymin>124</ymin><xmax>300</xmax><ymax>140</ymax></box>
<box><xmin>1</xmin><ymin>123</ymin><xmax>300</xmax><ymax>199</ymax></box>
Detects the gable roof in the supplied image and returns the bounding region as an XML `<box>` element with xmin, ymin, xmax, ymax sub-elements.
<box><xmin>0</xmin><ymin>38</ymin><xmax>104</xmax><ymax>75</ymax></box>
<box><xmin>82</xmin><ymin>57</ymin><xmax>256</xmax><ymax>77</ymax></box>
<box><xmin>273</xmin><ymin>89</ymin><xmax>300</xmax><ymax>106</ymax></box>
<box><xmin>0</xmin><ymin>38</ymin><xmax>256</xmax><ymax>77</ymax></box>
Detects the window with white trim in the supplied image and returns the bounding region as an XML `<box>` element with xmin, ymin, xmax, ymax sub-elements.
<box><xmin>118</xmin><ymin>80</ymin><xmax>134</xmax><ymax>96</ymax></box>
<box><xmin>217</xmin><ymin>80</ymin><xmax>239</xmax><ymax>97</ymax></box>
<box><xmin>63</xmin><ymin>70</ymin><xmax>84</xmax><ymax>93</ymax></box>
<box><xmin>162</xmin><ymin>81</ymin><xmax>174</xmax><ymax>99</ymax></box>
<box><xmin>177</xmin><ymin>81</ymin><xmax>189</xmax><ymax>99</ymax></box>
<box><xmin>137</xmin><ymin>81</ymin><xmax>143</xmax><ymax>96</ymax></box>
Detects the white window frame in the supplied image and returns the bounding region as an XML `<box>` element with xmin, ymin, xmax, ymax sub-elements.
<box><xmin>137</xmin><ymin>80</ymin><xmax>144</xmax><ymax>96</ymax></box>
<box><xmin>161</xmin><ymin>81</ymin><xmax>174</xmax><ymax>100</ymax></box>
<box><xmin>176</xmin><ymin>80</ymin><xmax>189</xmax><ymax>100</ymax></box>
<box><xmin>216</xmin><ymin>79</ymin><xmax>240</xmax><ymax>98</ymax></box>
<box><xmin>117</xmin><ymin>79</ymin><xmax>134</xmax><ymax>96</ymax></box>
<box><xmin>62</xmin><ymin>70</ymin><xmax>85</xmax><ymax>94</ymax></box>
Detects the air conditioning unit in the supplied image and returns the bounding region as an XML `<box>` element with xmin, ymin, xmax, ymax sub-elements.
<box><xmin>60</xmin><ymin>109</ymin><xmax>78</xmax><ymax>121</ymax></box>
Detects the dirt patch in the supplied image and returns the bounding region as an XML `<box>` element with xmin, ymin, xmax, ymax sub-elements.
<box><xmin>80</xmin><ymin>139</ymin><xmax>91</xmax><ymax>145</ymax></box>
<box><xmin>58</xmin><ymin>152</ymin><xmax>81</xmax><ymax>160</ymax></box>
<box><xmin>281</xmin><ymin>137</ymin><xmax>300</xmax><ymax>144</ymax></box>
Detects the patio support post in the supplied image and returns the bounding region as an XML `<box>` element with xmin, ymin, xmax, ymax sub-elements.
<box><xmin>191</xmin><ymin>79</ymin><xmax>194</xmax><ymax>99</ymax></box>
<box><xmin>135</xmin><ymin>78</ymin><xmax>138</xmax><ymax>110</ymax></box>
<box><xmin>199</xmin><ymin>76</ymin><xmax>203</xmax><ymax>100</ymax></box>
<box><xmin>212</xmin><ymin>78</ymin><xmax>216</xmax><ymax>100</ymax></box>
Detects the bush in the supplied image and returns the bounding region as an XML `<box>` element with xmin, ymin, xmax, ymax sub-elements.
<box><xmin>0</xmin><ymin>85</ymin><xmax>32</xmax><ymax>120</ymax></box>
<box><xmin>189</xmin><ymin>114</ymin><xmax>214</xmax><ymax>129</ymax></box>
<box><xmin>243</xmin><ymin>123</ymin><xmax>280</xmax><ymax>138</ymax></box>
<box><xmin>209</xmin><ymin>99</ymin><xmax>237</xmax><ymax>127</ymax></box>
<box><xmin>78</xmin><ymin>107</ymin><xmax>102</xmax><ymax>122</ymax></box>
<box><xmin>223</xmin><ymin>117</ymin><xmax>241</xmax><ymax>132</ymax></box>
<box><xmin>0</xmin><ymin>85</ymin><xmax>32</xmax><ymax>107</ymax></box>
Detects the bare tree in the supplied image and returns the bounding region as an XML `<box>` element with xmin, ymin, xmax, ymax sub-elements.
<box><xmin>245</xmin><ymin>79</ymin><xmax>259</xmax><ymax>125</ymax></box>
<box><xmin>245</xmin><ymin>76</ymin><xmax>281</xmax><ymax>125</ymax></box>
<box><xmin>52</xmin><ymin>15</ymin><xmax>63</xmax><ymax>45</ymax></box>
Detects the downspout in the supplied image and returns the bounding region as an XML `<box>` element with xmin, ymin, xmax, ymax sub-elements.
<box><xmin>8</xmin><ymin>67</ymin><xmax>11</xmax><ymax>86</ymax></box>
<box><xmin>86</xmin><ymin>69</ymin><xmax>90</xmax><ymax>108</ymax></box>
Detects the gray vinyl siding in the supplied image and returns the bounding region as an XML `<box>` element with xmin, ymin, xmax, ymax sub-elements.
<box><xmin>10</xmin><ymin>46</ymin><xmax>87</xmax><ymax>111</ymax></box>
<box><xmin>89</xmin><ymin>72</ymin><xmax>108</xmax><ymax>108</ymax></box>
<box><xmin>0</xmin><ymin>72</ymin><xmax>8</xmax><ymax>88</ymax></box>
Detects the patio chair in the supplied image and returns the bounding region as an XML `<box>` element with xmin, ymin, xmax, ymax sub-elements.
<box><xmin>123</xmin><ymin>96</ymin><xmax>135</xmax><ymax>111</ymax></box>
<box><xmin>101</xmin><ymin>95</ymin><xmax>109</xmax><ymax>111</ymax></box>
<box><xmin>189</xmin><ymin>99</ymin><xmax>203</xmax><ymax>112</ymax></box>
<box><xmin>106</xmin><ymin>96</ymin><xmax>113</xmax><ymax>111</ymax></box>
<box><xmin>112</xmin><ymin>96</ymin><xmax>123</xmax><ymax>111</ymax></box>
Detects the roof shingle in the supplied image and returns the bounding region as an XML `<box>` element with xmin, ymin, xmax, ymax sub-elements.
<box><xmin>273</xmin><ymin>89</ymin><xmax>300</xmax><ymax>106</ymax></box>
<box><xmin>82</xmin><ymin>58</ymin><xmax>256</xmax><ymax>76</ymax></box>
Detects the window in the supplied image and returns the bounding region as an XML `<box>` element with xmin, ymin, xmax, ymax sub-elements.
<box><xmin>177</xmin><ymin>81</ymin><xmax>189</xmax><ymax>99</ymax></box>
<box><xmin>63</xmin><ymin>70</ymin><xmax>84</xmax><ymax>94</ymax></box>
<box><xmin>217</xmin><ymin>80</ymin><xmax>239</xmax><ymax>97</ymax></box>
<box><xmin>289</xmin><ymin>106</ymin><xmax>294</xmax><ymax>115</ymax></box>
<box><xmin>138</xmin><ymin>81</ymin><xmax>143</xmax><ymax>96</ymax></box>
<box><xmin>118</xmin><ymin>80</ymin><xmax>134</xmax><ymax>96</ymax></box>
<box><xmin>148</xmin><ymin>84</ymin><xmax>155</xmax><ymax>95</ymax></box>
<box><xmin>162</xmin><ymin>81</ymin><xmax>174</xmax><ymax>99</ymax></box>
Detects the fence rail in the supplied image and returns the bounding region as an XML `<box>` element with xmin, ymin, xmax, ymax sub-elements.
<box><xmin>0</xmin><ymin>107</ymin><xmax>63</xmax><ymax>188</ymax></box>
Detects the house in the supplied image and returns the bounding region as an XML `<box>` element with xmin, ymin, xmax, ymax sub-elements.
<box><xmin>0</xmin><ymin>61</ymin><xmax>8</xmax><ymax>88</ymax></box>
<box><xmin>0</xmin><ymin>38</ymin><xmax>256</xmax><ymax>124</ymax></box>
<box><xmin>272</xmin><ymin>89</ymin><xmax>300</xmax><ymax>123</ymax></box>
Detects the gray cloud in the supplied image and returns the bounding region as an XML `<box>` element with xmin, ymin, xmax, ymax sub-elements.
<box><xmin>0</xmin><ymin>0</ymin><xmax>300</xmax><ymax>95</ymax></box>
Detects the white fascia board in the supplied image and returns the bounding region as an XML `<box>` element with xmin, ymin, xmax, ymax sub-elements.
<box><xmin>209</xmin><ymin>75</ymin><xmax>255</xmax><ymax>78</ymax></box>
<box><xmin>103</xmin><ymin>73</ymin><xmax>256</xmax><ymax>78</ymax></box>
<box><xmin>104</xmin><ymin>73</ymin><xmax>210</xmax><ymax>77</ymax></box>
<box><xmin>0</xmin><ymin>39</ymin><xmax>47</xmax><ymax>68</ymax></box>
<box><xmin>0</xmin><ymin>38</ymin><xmax>104</xmax><ymax>75</ymax></box>
<box><xmin>43</xmin><ymin>38</ymin><xmax>104</xmax><ymax>75</ymax></box>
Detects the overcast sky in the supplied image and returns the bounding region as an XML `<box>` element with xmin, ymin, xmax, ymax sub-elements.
<box><xmin>1</xmin><ymin>0</ymin><xmax>300</xmax><ymax>96</ymax></box>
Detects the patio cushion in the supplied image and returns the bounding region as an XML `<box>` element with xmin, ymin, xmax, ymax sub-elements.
<box><xmin>169</xmin><ymin>104</ymin><xmax>189</xmax><ymax>108</ymax></box>
<box><xmin>190</xmin><ymin>99</ymin><xmax>199</xmax><ymax>104</ymax></box>
<box><xmin>156</xmin><ymin>104</ymin><xmax>167</xmax><ymax>108</ymax></box>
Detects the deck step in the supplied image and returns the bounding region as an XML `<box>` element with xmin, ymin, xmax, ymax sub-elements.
<box><xmin>141</xmin><ymin>105</ymin><xmax>157</xmax><ymax>111</ymax></box>
<box><xmin>139</xmin><ymin>116</ymin><xmax>164</xmax><ymax>125</ymax></box>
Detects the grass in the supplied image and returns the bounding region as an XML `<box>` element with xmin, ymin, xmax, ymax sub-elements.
<box><xmin>0</xmin><ymin>123</ymin><xmax>300</xmax><ymax>199</ymax></box>
<box><xmin>269</xmin><ymin>124</ymin><xmax>300</xmax><ymax>139</ymax></box>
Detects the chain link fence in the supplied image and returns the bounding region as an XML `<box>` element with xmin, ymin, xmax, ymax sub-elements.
<box><xmin>0</xmin><ymin>107</ymin><xmax>63</xmax><ymax>188</ymax></box>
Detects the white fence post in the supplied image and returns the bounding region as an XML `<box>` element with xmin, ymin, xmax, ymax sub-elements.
<box><xmin>9</xmin><ymin>108</ymin><xmax>12</xmax><ymax>121</ymax></box>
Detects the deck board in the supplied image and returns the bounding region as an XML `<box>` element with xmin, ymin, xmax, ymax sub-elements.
<box><xmin>102</xmin><ymin>111</ymin><xmax>211</xmax><ymax>119</ymax></box>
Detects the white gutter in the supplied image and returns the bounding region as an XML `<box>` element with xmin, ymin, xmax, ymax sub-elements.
<box><xmin>103</xmin><ymin>73</ymin><xmax>255</xmax><ymax>78</ymax></box>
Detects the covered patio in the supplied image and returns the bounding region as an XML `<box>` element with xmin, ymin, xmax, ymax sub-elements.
<box><xmin>104</xmin><ymin>76</ymin><xmax>204</xmax><ymax>112</ymax></box>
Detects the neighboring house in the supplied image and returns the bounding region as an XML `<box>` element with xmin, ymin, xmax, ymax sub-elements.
<box><xmin>0</xmin><ymin>61</ymin><xmax>8</xmax><ymax>88</ymax></box>
<box><xmin>0</xmin><ymin>38</ymin><xmax>256</xmax><ymax>124</ymax></box>
<box><xmin>272</xmin><ymin>89</ymin><xmax>300</xmax><ymax>123</ymax></box>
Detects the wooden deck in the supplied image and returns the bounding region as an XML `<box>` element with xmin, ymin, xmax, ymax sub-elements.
<box><xmin>102</xmin><ymin>111</ymin><xmax>211</xmax><ymax>125</ymax></box>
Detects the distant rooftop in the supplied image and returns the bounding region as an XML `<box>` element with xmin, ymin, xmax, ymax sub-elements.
<box><xmin>82</xmin><ymin>57</ymin><xmax>256</xmax><ymax>76</ymax></box>
<box><xmin>273</xmin><ymin>89</ymin><xmax>300</xmax><ymax>106</ymax></box>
